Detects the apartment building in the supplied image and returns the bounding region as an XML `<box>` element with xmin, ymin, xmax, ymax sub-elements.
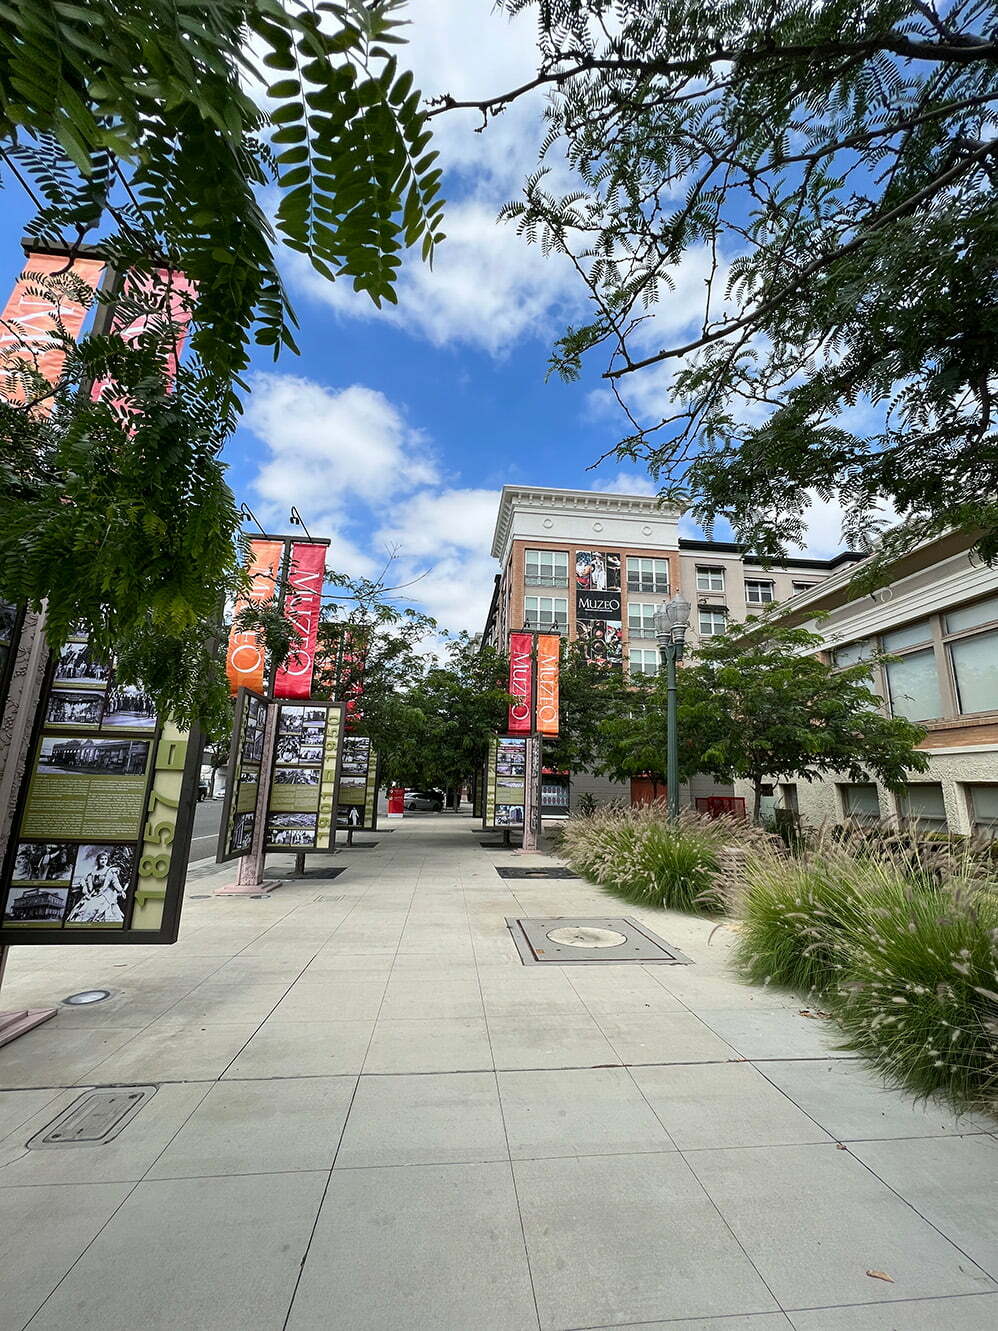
<box><xmin>734</xmin><ymin>530</ymin><xmax>998</xmax><ymax>834</ymax></box>
<box><xmin>484</xmin><ymin>485</ymin><xmax>859</xmax><ymax>811</ymax></box>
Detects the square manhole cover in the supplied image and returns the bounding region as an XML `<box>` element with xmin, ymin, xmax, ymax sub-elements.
<box><xmin>507</xmin><ymin>917</ymin><xmax>692</xmax><ymax>965</ymax></box>
<box><xmin>495</xmin><ymin>867</ymin><xmax>580</xmax><ymax>880</ymax></box>
<box><xmin>27</xmin><ymin>1086</ymin><xmax>157</xmax><ymax>1148</ymax></box>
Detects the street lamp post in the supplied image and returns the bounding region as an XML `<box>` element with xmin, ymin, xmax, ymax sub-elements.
<box><xmin>654</xmin><ymin>595</ymin><xmax>691</xmax><ymax>819</ymax></box>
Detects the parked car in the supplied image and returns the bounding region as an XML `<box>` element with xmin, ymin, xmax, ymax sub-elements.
<box><xmin>404</xmin><ymin>789</ymin><xmax>444</xmax><ymax>812</ymax></box>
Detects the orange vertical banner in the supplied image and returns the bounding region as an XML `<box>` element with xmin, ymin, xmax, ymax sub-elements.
<box><xmin>0</xmin><ymin>251</ymin><xmax>105</xmax><ymax>412</ymax></box>
<box><xmin>225</xmin><ymin>539</ymin><xmax>285</xmax><ymax>694</ymax></box>
<box><xmin>536</xmin><ymin>634</ymin><xmax>560</xmax><ymax>736</ymax></box>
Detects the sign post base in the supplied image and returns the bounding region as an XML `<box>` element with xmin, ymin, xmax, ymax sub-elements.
<box><xmin>213</xmin><ymin>879</ymin><xmax>283</xmax><ymax>897</ymax></box>
<box><xmin>0</xmin><ymin>1007</ymin><xmax>57</xmax><ymax>1048</ymax></box>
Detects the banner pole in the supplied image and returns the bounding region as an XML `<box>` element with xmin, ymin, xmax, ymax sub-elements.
<box><xmin>520</xmin><ymin>632</ymin><xmax>541</xmax><ymax>853</ymax></box>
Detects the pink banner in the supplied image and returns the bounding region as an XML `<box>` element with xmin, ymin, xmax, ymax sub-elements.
<box><xmin>507</xmin><ymin>632</ymin><xmax>533</xmax><ymax>733</ymax></box>
<box><xmin>90</xmin><ymin>267</ymin><xmax>196</xmax><ymax>405</ymax></box>
<box><xmin>273</xmin><ymin>541</ymin><xmax>327</xmax><ymax>699</ymax></box>
<box><xmin>0</xmin><ymin>252</ymin><xmax>105</xmax><ymax>413</ymax></box>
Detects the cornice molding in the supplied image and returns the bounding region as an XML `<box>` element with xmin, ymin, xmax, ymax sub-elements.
<box><xmin>491</xmin><ymin>485</ymin><xmax>684</xmax><ymax>560</ymax></box>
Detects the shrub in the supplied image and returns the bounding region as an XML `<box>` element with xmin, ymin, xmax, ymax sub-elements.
<box><xmin>560</xmin><ymin>804</ymin><xmax>764</xmax><ymax>913</ymax></box>
<box><xmin>731</xmin><ymin>846</ymin><xmax>872</xmax><ymax>994</ymax></box>
<box><xmin>831</xmin><ymin>876</ymin><xmax>998</xmax><ymax>1112</ymax></box>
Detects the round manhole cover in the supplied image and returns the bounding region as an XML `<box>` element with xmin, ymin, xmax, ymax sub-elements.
<box><xmin>546</xmin><ymin>926</ymin><xmax>627</xmax><ymax>949</ymax></box>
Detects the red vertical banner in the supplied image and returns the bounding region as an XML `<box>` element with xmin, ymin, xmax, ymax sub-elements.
<box><xmin>273</xmin><ymin>541</ymin><xmax>328</xmax><ymax>699</ymax></box>
<box><xmin>225</xmin><ymin>539</ymin><xmax>285</xmax><ymax>695</ymax></box>
<box><xmin>536</xmin><ymin>634</ymin><xmax>560</xmax><ymax>736</ymax></box>
<box><xmin>90</xmin><ymin>268</ymin><xmax>196</xmax><ymax>406</ymax></box>
<box><xmin>0</xmin><ymin>251</ymin><xmax>105</xmax><ymax>412</ymax></box>
<box><xmin>508</xmin><ymin>632</ymin><xmax>533</xmax><ymax>733</ymax></box>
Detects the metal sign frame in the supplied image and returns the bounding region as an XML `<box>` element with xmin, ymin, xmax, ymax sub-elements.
<box><xmin>263</xmin><ymin>697</ymin><xmax>345</xmax><ymax>853</ymax></box>
<box><xmin>215</xmin><ymin>686</ymin><xmax>269</xmax><ymax>864</ymax></box>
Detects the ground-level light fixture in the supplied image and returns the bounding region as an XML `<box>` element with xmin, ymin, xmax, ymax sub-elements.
<box><xmin>62</xmin><ymin>989</ymin><xmax>112</xmax><ymax>1006</ymax></box>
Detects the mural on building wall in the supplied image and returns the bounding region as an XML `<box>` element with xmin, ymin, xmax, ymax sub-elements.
<box><xmin>577</xmin><ymin>619</ymin><xmax>623</xmax><ymax>666</ymax></box>
<box><xmin>576</xmin><ymin>551</ymin><xmax>620</xmax><ymax>590</ymax></box>
<box><xmin>575</xmin><ymin>551</ymin><xmax>624</xmax><ymax>666</ymax></box>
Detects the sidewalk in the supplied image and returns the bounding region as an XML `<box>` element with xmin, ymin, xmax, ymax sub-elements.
<box><xmin>1</xmin><ymin>814</ymin><xmax>996</xmax><ymax>1330</ymax></box>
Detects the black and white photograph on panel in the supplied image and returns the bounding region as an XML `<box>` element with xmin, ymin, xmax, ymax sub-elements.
<box><xmin>298</xmin><ymin>744</ymin><xmax>323</xmax><ymax>763</ymax></box>
<box><xmin>274</xmin><ymin>733</ymin><xmax>303</xmax><ymax>765</ymax></box>
<box><xmin>495</xmin><ymin>804</ymin><xmax>525</xmax><ymax>827</ymax></box>
<box><xmin>53</xmin><ymin>641</ymin><xmax>111</xmax><ymax>686</ymax></box>
<box><xmin>231</xmin><ymin>811</ymin><xmax>255</xmax><ymax>851</ymax></box>
<box><xmin>244</xmin><ymin>728</ymin><xmax>265</xmax><ymax>763</ymax></box>
<box><xmin>341</xmin><ymin>737</ymin><xmax>369</xmax><ymax>776</ymax></box>
<box><xmin>65</xmin><ymin>844</ymin><xmax>134</xmax><ymax>924</ymax></box>
<box><xmin>37</xmin><ymin>736</ymin><xmax>150</xmax><ymax>776</ymax></box>
<box><xmin>4</xmin><ymin>885</ymin><xmax>69</xmax><ymax>924</ymax></box>
<box><xmin>102</xmin><ymin>681</ymin><xmax>157</xmax><ymax>729</ymax></box>
<box><xmin>274</xmin><ymin>766</ymin><xmax>320</xmax><ymax>786</ymax></box>
<box><xmin>45</xmin><ymin>689</ymin><xmax>104</xmax><ymax>727</ymax></box>
<box><xmin>12</xmin><ymin>841</ymin><xmax>76</xmax><ymax>882</ymax></box>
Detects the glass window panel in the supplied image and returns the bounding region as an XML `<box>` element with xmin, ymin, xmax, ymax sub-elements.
<box><xmin>525</xmin><ymin>550</ymin><xmax>567</xmax><ymax>585</ymax></box>
<box><xmin>885</xmin><ymin>649</ymin><xmax>942</xmax><ymax>720</ymax></box>
<box><xmin>627</xmin><ymin>603</ymin><xmax>657</xmax><ymax>635</ymax></box>
<box><xmin>745</xmin><ymin>580</ymin><xmax>774</xmax><ymax>604</ymax></box>
<box><xmin>699</xmin><ymin>609</ymin><xmax>726</xmax><ymax>636</ymax></box>
<box><xmin>626</xmin><ymin>557</ymin><xmax>669</xmax><ymax>593</ymax></box>
<box><xmin>696</xmin><ymin>567</ymin><xmax>724</xmax><ymax>592</ymax></box>
<box><xmin>833</xmin><ymin>640</ymin><xmax>873</xmax><ymax>667</ymax></box>
<box><xmin>882</xmin><ymin>620</ymin><xmax>932</xmax><ymax>651</ymax></box>
<box><xmin>945</xmin><ymin>595</ymin><xmax>998</xmax><ymax>636</ymax></box>
<box><xmin>949</xmin><ymin>630</ymin><xmax>998</xmax><ymax>714</ymax></box>
<box><xmin>524</xmin><ymin>596</ymin><xmax>567</xmax><ymax>629</ymax></box>
<box><xmin>900</xmin><ymin>784</ymin><xmax>947</xmax><ymax>827</ymax></box>
<box><xmin>629</xmin><ymin>649</ymin><xmax>658</xmax><ymax>677</ymax></box>
<box><xmin>841</xmin><ymin>783</ymin><xmax>880</xmax><ymax>820</ymax></box>
<box><xmin>968</xmin><ymin>784</ymin><xmax>998</xmax><ymax>839</ymax></box>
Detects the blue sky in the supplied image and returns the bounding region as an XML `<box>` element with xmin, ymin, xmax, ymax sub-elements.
<box><xmin>0</xmin><ymin>1</ymin><xmax>853</xmax><ymax>634</ymax></box>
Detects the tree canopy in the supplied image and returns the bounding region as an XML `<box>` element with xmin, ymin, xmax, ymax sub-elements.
<box><xmin>440</xmin><ymin>0</ymin><xmax>998</xmax><ymax>562</ymax></box>
<box><xmin>600</xmin><ymin>621</ymin><xmax>929</xmax><ymax>818</ymax></box>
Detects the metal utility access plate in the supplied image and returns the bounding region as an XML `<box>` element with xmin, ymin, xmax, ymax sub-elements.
<box><xmin>27</xmin><ymin>1086</ymin><xmax>157</xmax><ymax>1149</ymax></box>
<box><xmin>495</xmin><ymin>867</ymin><xmax>580</xmax><ymax>880</ymax></box>
<box><xmin>507</xmin><ymin>917</ymin><xmax>693</xmax><ymax>966</ymax></box>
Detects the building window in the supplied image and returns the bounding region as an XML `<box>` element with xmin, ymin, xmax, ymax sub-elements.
<box><xmin>833</xmin><ymin>639</ymin><xmax>875</xmax><ymax>668</ymax></box>
<box><xmin>627</xmin><ymin>602</ymin><xmax>659</xmax><ymax>637</ymax></box>
<box><xmin>885</xmin><ymin>648</ymin><xmax>943</xmax><ymax>722</ymax></box>
<box><xmin>944</xmin><ymin>595</ymin><xmax>998</xmax><ymax>716</ymax></box>
<box><xmin>899</xmin><ymin>783</ymin><xmax>947</xmax><ymax>831</ymax></box>
<box><xmin>792</xmin><ymin>581</ymin><xmax>817</xmax><ymax>593</ymax></box>
<box><xmin>696</xmin><ymin>566</ymin><xmax>724</xmax><ymax>593</ymax></box>
<box><xmin>523</xmin><ymin>596</ymin><xmax>567</xmax><ymax>631</ymax></box>
<box><xmin>626</xmin><ymin>557</ymin><xmax>669</xmax><ymax>594</ymax></box>
<box><xmin>699</xmin><ymin>608</ymin><xmax>727</xmax><ymax>637</ymax></box>
<box><xmin>745</xmin><ymin>579</ymin><xmax>775</xmax><ymax>605</ymax></box>
<box><xmin>840</xmin><ymin>783</ymin><xmax>880</xmax><ymax>823</ymax></box>
<box><xmin>524</xmin><ymin>549</ymin><xmax>568</xmax><ymax>587</ymax></box>
<box><xmin>629</xmin><ymin>648</ymin><xmax>659</xmax><ymax>677</ymax></box>
<box><xmin>967</xmin><ymin>784</ymin><xmax>998</xmax><ymax>840</ymax></box>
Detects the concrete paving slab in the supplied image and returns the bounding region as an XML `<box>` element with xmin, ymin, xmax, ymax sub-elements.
<box><xmin>847</xmin><ymin>1135</ymin><xmax>998</xmax><ymax>1278</ymax></box>
<box><xmin>267</xmin><ymin>976</ymin><xmax>388</xmax><ymax>1021</ymax></box>
<box><xmin>595</xmin><ymin>1012</ymin><xmax>739</xmax><ymax>1065</ymax></box>
<box><xmin>498</xmin><ymin>1066</ymin><xmax>676</xmax><ymax>1159</ymax></box>
<box><xmin>0</xmin><ymin>1180</ymin><xmax>133</xmax><ymax>1331</ymax></box>
<box><xmin>0</xmin><ymin>1025</ymin><xmax>143</xmax><ymax>1089</ymax></box>
<box><xmin>285</xmin><ymin>1161</ymin><xmax>538</xmax><ymax>1331</ymax></box>
<box><xmin>489</xmin><ymin>1014</ymin><xmax>621</xmax><ymax>1071</ymax></box>
<box><xmin>759</xmin><ymin>1058</ymin><xmax>996</xmax><ymax>1141</ymax></box>
<box><xmin>336</xmin><ymin>1071</ymin><xmax>507</xmax><ymax>1168</ymax></box>
<box><xmin>514</xmin><ymin>1151</ymin><xmax>779</xmax><ymax>1329</ymax></box>
<box><xmin>83</xmin><ymin>1021</ymin><xmax>260</xmax><ymax>1083</ymax></box>
<box><xmin>25</xmin><ymin>1171</ymin><xmax>327</xmax><ymax>1331</ymax></box>
<box><xmin>0</xmin><ymin>1087</ymin><xmax>61</xmax><ymax>1138</ymax></box>
<box><xmin>223</xmin><ymin>1019</ymin><xmax>375</xmax><ymax>1078</ymax></box>
<box><xmin>687</xmin><ymin>1142</ymin><xmax>997</xmax><ymax>1307</ymax></box>
<box><xmin>148</xmin><ymin>1075</ymin><xmax>356</xmax><ymax>1178</ymax></box>
<box><xmin>631</xmin><ymin>1062</ymin><xmax>835</xmax><ymax>1150</ymax></box>
<box><xmin>788</xmin><ymin>1293</ymin><xmax>998</xmax><ymax>1329</ymax></box>
<box><xmin>589</xmin><ymin>1317</ymin><xmax>792</xmax><ymax>1331</ymax></box>
<box><xmin>363</xmin><ymin>1017</ymin><xmax>493</xmax><ymax>1073</ymax></box>
<box><xmin>696</xmin><ymin>1008</ymin><xmax>846</xmax><ymax>1059</ymax></box>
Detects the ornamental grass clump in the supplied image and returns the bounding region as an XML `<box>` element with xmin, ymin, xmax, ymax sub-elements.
<box><xmin>831</xmin><ymin>869</ymin><xmax>998</xmax><ymax>1112</ymax></box>
<box><xmin>731</xmin><ymin>846</ymin><xmax>872</xmax><ymax>995</ymax></box>
<box><xmin>560</xmin><ymin>804</ymin><xmax>758</xmax><ymax>913</ymax></box>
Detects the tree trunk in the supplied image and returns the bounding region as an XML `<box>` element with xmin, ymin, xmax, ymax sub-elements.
<box><xmin>752</xmin><ymin>780</ymin><xmax>763</xmax><ymax>824</ymax></box>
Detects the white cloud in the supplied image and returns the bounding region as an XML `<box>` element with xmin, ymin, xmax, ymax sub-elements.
<box><xmin>240</xmin><ymin>371</ymin><xmax>502</xmax><ymax>629</ymax></box>
<box><xmin>589</xmin><ymin>471</ymin><xmax>658</xmax><ymax>496</ymax></box>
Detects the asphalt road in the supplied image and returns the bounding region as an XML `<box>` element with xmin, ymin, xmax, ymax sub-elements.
<box><xmin>187</xmin><ymin>796</ymin><xmax>224</xmax><ymax>864</ymax></box>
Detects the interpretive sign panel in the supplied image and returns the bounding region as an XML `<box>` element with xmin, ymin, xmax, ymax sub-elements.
<box><xmin>264</xmin><ymin>700</ymin><xmax>344</xmax><ymax>851</ymax></box>
<box><xmin>484</xmin><ymin>735</ymin><xmax>527</xmax><ymax>831</ymax></box>
<box><xmin>216</xmin><ymin>687</ymin><xmax>268</xmax><ymax>862</ymax></box>
<box><xmin>0</xmin><ymin>632</ymin><xmax>200</xmax><ymax>945</ymax></box>
<box><xmin>336</xmin><ymin>735</ymin><xmax>379</xmax><ymax>831</ymax></box>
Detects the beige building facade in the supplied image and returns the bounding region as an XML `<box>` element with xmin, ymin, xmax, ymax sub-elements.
<box><xmin>484</xmin><ymin>485</ymin><xmax>859</xmax><ymax>812</ymax></box>
<box><xmin>735</xmin><ymin>531</ymin><xmax>998</xmax><ymax>834</ymax></box>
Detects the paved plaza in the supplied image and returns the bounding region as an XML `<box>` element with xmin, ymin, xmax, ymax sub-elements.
<box><xmin>1</xmin><ymin>814</ymin><xmax>996</xmax><ymax>1330</ymax></box>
